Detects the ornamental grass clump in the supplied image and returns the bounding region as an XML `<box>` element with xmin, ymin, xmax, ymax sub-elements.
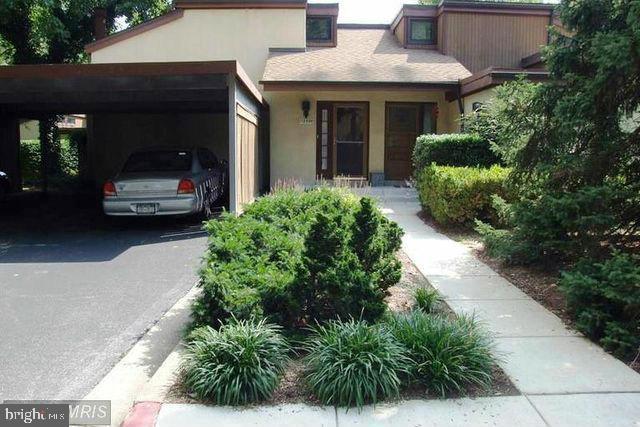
<box><xmin>303</xmin><ymin>319</ymin><xmax>410</xmax><ymax>408</ymax></box>
<box><xmin>182</xmin><ymin>319</ymin><xmax>290</xmax><ymax>405</ymax></box>
<box><xmin>414</xmin><ymin>287</ymin><xmax>443</xmax><ymax>314</ymax></box>
<box><xmin>386</xmin><ymin>311</ymin><xmax>495</xmax><ymax>397</ymax></box>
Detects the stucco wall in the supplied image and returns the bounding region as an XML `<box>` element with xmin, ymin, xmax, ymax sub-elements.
<box><xmin>20</xmin><ymin>120</ymin><xmax>39</xmax><ymax>140</ymax></box>
<box><xmin>268</xmin><ymin>90</ymin><xmax>459</xmax><ymax>186</ymax></box>
<box><xmin>463</xmin><ymin>88</ymin><xmax>497</xmax><ymax>115</ymax></box>
<box><xmin>90</xmin><ymin>9</ymin><xmax>306</xmax><ymax>86</ymax></box>
<box><xmin>88</xmin><ymin>113</ymin><xmax>228</xmax><ymax>185</ymax></box>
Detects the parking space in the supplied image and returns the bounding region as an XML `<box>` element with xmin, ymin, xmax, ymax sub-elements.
<box><xmin>0</xmin><ymin>196</ymin><xmax>208</xmax><ymax>400</ymax></box>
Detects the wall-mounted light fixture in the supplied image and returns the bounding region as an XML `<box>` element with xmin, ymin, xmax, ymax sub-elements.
<box><xmin>302</xmin><ymin>100</ymin><xmax>311</xmax><ymax>119</ymax></box>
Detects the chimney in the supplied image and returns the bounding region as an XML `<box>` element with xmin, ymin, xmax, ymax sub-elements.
<box><xmin>93</xmin><ymin>8</ymin><xmax>107</xmax><ymax>40</ymax></box>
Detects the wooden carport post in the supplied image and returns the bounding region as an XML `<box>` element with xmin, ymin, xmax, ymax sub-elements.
<box><xmin>0</xmin><ymin>115</ymin><xmax>21</xmax><ymax>192</ymax></box>
<box><xmin>227</xmin><ymin>75</ymin><xmax>238</xmax><ymax>214</ymax></box>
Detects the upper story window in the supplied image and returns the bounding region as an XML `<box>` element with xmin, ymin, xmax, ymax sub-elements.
<box><xmin>307</xmin><ymin>16</ymin><xmax>334</xmax><ymax>44</ymax></box>
<box><xmin>408</xmin><ymin>18</ymin><xmax>436</xmax><ymax>45</ymax></box>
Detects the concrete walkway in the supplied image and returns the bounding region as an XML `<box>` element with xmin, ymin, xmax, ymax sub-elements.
<box><xmin>136</xmin><ymin>186</ymin><xmax>640</xmax><ymax>427</ymax></box>
<box><xmin>370</xmin><ymin>186</ymin><xmax>640</xmax><ymax>425</ymax></box>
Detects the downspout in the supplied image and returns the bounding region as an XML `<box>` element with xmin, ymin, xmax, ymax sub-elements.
<box><xmin>455</xmin><ymin>83</ymin><xmax>464</xmax><ymax>132</ymax></box>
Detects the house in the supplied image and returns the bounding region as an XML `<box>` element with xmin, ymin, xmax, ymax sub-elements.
<box><xmin>0</xmin><ymin>0</ymin><xmax>555</xmax><ymax>212</ymax></box>
<box><xmin>19</xmin><ymin>115</ymin><xmax>87</xmax><ymax>140</ymax></box>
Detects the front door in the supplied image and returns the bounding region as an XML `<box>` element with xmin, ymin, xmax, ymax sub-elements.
<box><xmin>316</xmin><ymin>102</ymin><xmax>369</xmax><ymax>179</ymax></box>
<box><xmin>385</xmin><ymin>102</ymin><xmax>436</xmax><ymax>181</ymax></box>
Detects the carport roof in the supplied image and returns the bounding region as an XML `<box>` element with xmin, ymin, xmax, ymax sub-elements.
<box><xmin>0</xmin><ymin>60</ymin><xmax>265</xmax><ymax>116</ymax></box>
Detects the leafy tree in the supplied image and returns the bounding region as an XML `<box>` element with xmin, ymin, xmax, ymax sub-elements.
<box><xmin>0</xmin><ymin>0</ymin><xmax>170</xmax><ymax>189</ymax></box>
<box><xmin>0</xmin><ymin>0</ymin><xmax>171</xmax><ymax>65</ymax></box>
<box><xmin>472</xmin><ymin>0</ymin><xmax>640</xmax><ymax>264</ymax></box>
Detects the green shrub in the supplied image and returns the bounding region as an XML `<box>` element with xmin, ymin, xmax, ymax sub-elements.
<box><xmin>20</xmin><ymin>138</ymin><xmax>79</xmax><ymax>185</ymax></box>
<box><xmin>416</xmin><ymin>164</ymin><xmax>511</xmax><ymax>225</ymax></box>
<box><xmin>20</xmin><ymin>140</ymin><xmax>41</xmax><ymax>184</ymax></box>
<box><xmin>194</xmin><ymin>188</ymin><xmax>403</xmax><ymax>328</ymax></box>
<box><xmin>413</xmin><ymin>134</ymin><xmax>500</xmax><ymax>171</ymax></box>
<box><xmin>386</xmin><ymin>311</ymin><xmax>495</xmax><ymax>396</ymax></box>
<box><xmin>303</xmin><ymin>319</ymin><xmax>410</xmax><ymax>408</ymax></box>
<box><xmin>414</xmin><ymin>287</ymin><xmax>443</xmax><ymax>313</ymax></box>
<box><xmin>182</xmin><ymin>318</ymin><xmax>290</xmax><ymax>405</ymax></box>
<box><xmin>475</xmin><ymin>184</ymin><xmax>639</xmax><ymax>265</ymax></box>
<box><xmin>559</xmin><ymin>251</ymin><xmax>640</xmax><ymax>360</ymax></box>
<box><xmin>296</xmin><ymin>197</ymin><xmax>403</xmax><ymax>323</ymax></box>
<box><xmin>193</xmin><ymin>215</ymin><xmax>303</xmax><ymax>328</ymax></box>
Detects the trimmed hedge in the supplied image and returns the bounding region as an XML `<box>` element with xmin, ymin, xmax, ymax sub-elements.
<box><xmin>192</xmin><ymin>188</ymin><xmax>403</xmax><ymax>329</ymax></box>
<box><xmin>416</xmin><ymin>164</ymin><xmax>510</xmax><ymax>225</ymax></box>
<box><xmin>413</xmin><ymin>134</ymin><xmax>500</xmax><ymax>171</ymax></box>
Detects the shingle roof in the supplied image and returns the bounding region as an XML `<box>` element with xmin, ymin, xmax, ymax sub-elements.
<box><xmin>261</xmin><ymin>28</ymin><xmax>471</xmax><ymax>85</ymax></box>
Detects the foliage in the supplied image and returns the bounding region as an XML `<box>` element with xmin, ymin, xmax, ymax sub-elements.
<box><xmin>470</xmin><ymin>0</ymin><xmax>640</xmax><ymax>266</ymax></box>
<box><xmin>192</xmin><ymin>214</ymin><xmax>303</xmax><ymax>328</ymax></box>
<box><xmin>416</xmin><ymin>164</ymin><xmax>511</xmax><ymax>225</ymax></box>
<box><xmin>181</xmin><ymin>319</ymin><xmax>290</xmax><ymax>405</ymax></box>
<box><xmin>476</xmin><ymin>183</ymin><xmax>640</xmax><ymax>264</ymax></box>
<box><xmin>0</xmin><ymin>0</ymin><xmax>171</xmax><ymax>64</ymax></box>
<box><xmin>414</xmin><ymin>287</ymin><xmax>443</xmax><ymax>314</ymax></box>
<box><xmin>303</xmin><ymin>319</ymin><xmax>410</xmax><ymax>408</ymax></box>
<box><xmin>461</xmin><ymin>79</ymin><xmax>544</xmax><ymax>166</ymax></box>
<box><xmin>385</xmin><ymin>311</ymin><xmax>495</xmax><ymax>397</ymax></box>
<box><xmin>20</xmin><ymin>138</ymin><xmax>79</xmax><ymax>184</ymax></box>
<box><xmin>412</xmin><ymin>134</ymin><xmax>500</xmax><ymax>171</ymax></box>
<box><xmin>559</xmin><ymin>252</ymin><xmax>640</xmax><ymax>360</ymax></box>
<box><xmin>193</xmin><ymin>188</ymin><xmax>403</xmax><ymax>329</ymax></box>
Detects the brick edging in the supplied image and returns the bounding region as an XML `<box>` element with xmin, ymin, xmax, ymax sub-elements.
<box><xmin>121</xmin><ymin>402</ymin><xmax>162</xmax><ymax>427</ymax></box>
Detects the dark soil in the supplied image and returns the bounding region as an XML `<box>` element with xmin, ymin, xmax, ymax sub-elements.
<box><xmin>417</xmin><ymin>210</ymin><xmax>640</xmax><ymax>374</ymax></box>
<box><xmin>168</xmin><ymin>250</ymin><xmax>519</xmax><ymax>405</ymax></box>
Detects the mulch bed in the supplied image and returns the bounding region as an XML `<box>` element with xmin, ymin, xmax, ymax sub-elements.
<box><xmin>417</xmin><ymin>210</ymin><xmax>640</xmax><ymax>374</ymax></box>
<box><xmin>167</xmin><ymin>250</ymin><xmax>520</xmax><ymax>405</ymax></box>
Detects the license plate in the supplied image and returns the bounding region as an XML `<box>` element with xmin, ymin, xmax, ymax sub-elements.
<box><xmin>136</xmin><ymin>203</ymin><xmax>157</xmax><ymax>215</ymax></box>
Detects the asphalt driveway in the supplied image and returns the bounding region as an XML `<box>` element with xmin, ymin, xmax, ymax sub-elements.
<box><xmin>0</xmin><ymin>207</ymin><xmax>208</xmax><ymax>401</ymax></box>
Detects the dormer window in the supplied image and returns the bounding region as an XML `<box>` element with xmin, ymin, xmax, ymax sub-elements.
<box><xmin>306</xmin><ymin>3</ymin><xmax>338</xmax><ymax>47</ymax></box>
<box><xmin>408</xmin><ymin>18</ymin><xmax>436</xmax><ymax>45</ymax></box>
<box><xmin>307</xmin><ymin>17</ymin><xmax>333</xmax><ymax>43</ymax></box>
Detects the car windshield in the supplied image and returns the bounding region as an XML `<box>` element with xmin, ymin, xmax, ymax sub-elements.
<box><xmin>123</xmin><ymin>150</ymin><xmax>192</xmax><ymax>173</ymax></box>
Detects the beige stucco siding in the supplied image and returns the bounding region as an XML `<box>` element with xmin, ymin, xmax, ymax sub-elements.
<box><xmin>90</xmin><ymin>9</ymin><xmax>306</xmax><ymax>86</ymax></box>
<box><xmin>268</xmin><ymin>90</ymin><xmax>460</xmax><ymax>186</ymax></box>
<box><xmin>19</xmin><ymin>120</ymin><xmax>39</xmax><ymax>140</ymax></box>
<box><xmin>463</xmin><ymin>88</ymin><xmax>497</xmax><ymax>115</ymax></box>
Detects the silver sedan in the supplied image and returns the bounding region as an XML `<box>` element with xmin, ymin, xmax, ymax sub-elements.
<box><xmin>103</xmin><ymin>147</ymin><xmax>226</xmax><ymax>217</ymax></box>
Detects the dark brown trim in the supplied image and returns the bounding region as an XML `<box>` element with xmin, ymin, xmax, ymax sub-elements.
<box><xmin>260</xmin><ymin>81</ymin><xmax>459</xmax><ymax>92</ymax></box>
<box><xmin>307</xmin><ymin>3</ymin><xmax>338</xmax><ymax>16</ymax></box>
<box><xmin>0</xmin><ymin>60</ymin><xmax>266</xmax><ymax>106</ymax></box>
<box><xmin>175</xmin><ymin>0</ymin><xmax>306</xmax><ymax>9</ymax></box>
<box><xmin>328</xmin><ymin>101</ymin><xmax>369</xmax><ymax>179</ymax></box>
<box><xmin>404</xmin><ymin>17</ymin><xmax>438</xmax><ymax>49</ymax></box>
<box><xmin>338</xmin><ymin>23</ymin><xmax>390</xmax><ymax>30</ymax></box>
<box><xmin>391</xmin><ymin>2</ymin><xmax>553</xmax><ymax>32</ymax></box>
<box><xmin>454</xmin><ymin>67</ymin><xmax>550</xmax><ymax>99</ymax></box>
<box><xmin>521</xmin><ymin>51</ymin><xmax>544</xmax><ymax>69</ymax></box>
<box><xmin>306</xmin><ymin>15</ymin><xmax>338</xmax><ymax>48</ymax></box>
<box><xmin>85</xmin><ymin>9</ymin><xmax>184</xmax><ymax>54</ymax></box>
<box><xmin>316</xmin><ymin>101</ymin><xmax>334</xmax><ymax>179</ymax></box>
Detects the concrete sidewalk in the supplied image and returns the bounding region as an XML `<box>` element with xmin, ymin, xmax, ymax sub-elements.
<box><xmin>125</xmin><ymin>186</ymin><xmax>640</xmax><ymax>427</ymax></box>
<box><xmin>370</xmin><ymin>186</ymin><xmax>640</xmax><ymax>425</ymax></box>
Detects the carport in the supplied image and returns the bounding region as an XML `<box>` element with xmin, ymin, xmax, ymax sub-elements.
<box><xmin>0</xmin><ymin>60</ymin><xmax>269</xmax><ymax>213</ymax></box>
